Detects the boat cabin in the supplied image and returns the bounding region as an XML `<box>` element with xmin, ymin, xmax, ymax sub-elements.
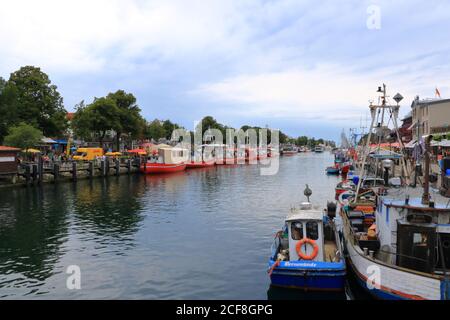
<box><xmin>376</xmin><ymin>195</ymin><xmax>450</xmax><ymax>275</ymax></box>
<box><xmin>149</xmin><ymin>147</ymin><xmax>189</xmax><ymax>164</ymax></box>
<box><xmin>281</xmin><ymin>203</ymin><xmax>339</xmax><ymax>263</ymax></box>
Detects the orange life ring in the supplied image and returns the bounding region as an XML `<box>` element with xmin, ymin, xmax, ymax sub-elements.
<box><xmin>296</xmin><ymin>238</ymin><xmax>319</xmax><ymax>260</ymax></box>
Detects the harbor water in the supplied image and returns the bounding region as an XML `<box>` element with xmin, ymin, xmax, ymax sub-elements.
<box><xmin>0</xmin><ymin>152</ymin><xmax>364</xmax><ymax>299</ymax></box>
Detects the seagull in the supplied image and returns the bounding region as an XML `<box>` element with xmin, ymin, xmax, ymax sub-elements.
<box><xmin>304</xmin><ymin>184</ymin><xmax>312</xmax><ymax>202</ymax></box>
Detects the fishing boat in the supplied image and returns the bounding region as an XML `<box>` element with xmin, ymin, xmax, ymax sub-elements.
<box><xmin>268</xmin><ymin>187</ymin><xmax>346</xmax><ymax>291</ymax></box>
<box><xmin>223</xmin><ymin>147</ymin><xmax>236</xmax><ymax>164</ymax></box>
<box><xmin>336</xmin><ymin>84</ymin><xmax>450</xmax><ymax>300</ymax></box>
<box><xmin>281</xmin><ymin>145</ymin><xmax>297</xmax><ymax>156</ymax></box>
<box><xmin>140</xmin><ymin>147</ymin><xmax>188</xmax><ymax>174</ymax></box>
<box><xmin>257</xmin><ymin>147</ymin><xmax>268</xmax><ymax>160</ymax></box>
<box><xmin>245</xmin><ymin>147</ymin><xmax>258</xmax><ymax>162</ymax></box>
<box><xmin>268</xmin><ymin>146</ymin><xmax>279</xmax><ymax>158</ymax></box>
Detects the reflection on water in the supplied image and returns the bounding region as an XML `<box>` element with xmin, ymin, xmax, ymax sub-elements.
<box><xmin>0</xmin><ymin>153</ymin><xmax>348</xmax><ymax>299</ymax></box>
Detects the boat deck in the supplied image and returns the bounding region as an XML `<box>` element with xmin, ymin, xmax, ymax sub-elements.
<box><xmin>324</xmin><ymin>240</ymin><xmax>338</xmax><ymax>262</ymax></box>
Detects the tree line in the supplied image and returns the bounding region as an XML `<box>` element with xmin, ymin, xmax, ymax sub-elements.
<box><xmin>0</xmin><ymin>66</ymin><xmax>334</xmax><ymax>150</ymax></box>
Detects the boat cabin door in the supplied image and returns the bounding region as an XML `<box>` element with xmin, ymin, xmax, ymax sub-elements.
<box><xmin>397</xmin><ymin>223</ymin><xmax>436</xmax><ymax>273</ymax></box>
<box><xmin>288</xmin><ymin>219</ymin><xmax>324</xmax><ymax>262</ymax></box>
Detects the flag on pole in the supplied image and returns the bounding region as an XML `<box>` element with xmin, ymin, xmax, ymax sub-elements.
<box><xmin>435</xmin><ymin>87</ymin><xmax>441</xmax><ymax>98</ymax></box>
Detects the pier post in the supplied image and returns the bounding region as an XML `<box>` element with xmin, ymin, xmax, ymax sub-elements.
<box><xmin>100</xmin><ymin>160</ymin><xmax>105</xmax><ymax>176</ymax></box>
<box><xmin>38</xmin><ymin>156</ymin><xmax>44</xmax><ymax>184</ymax></box>
<box><xmin>115</xmin><ymin>159</ymin><xmax>120</xmax><ymax>176</ymax></box>
<box><xmin>25</xmin><ymin>165</ymin><xmax>31</xmax><ymax>184</ymax></box>
<box><xmin>72</xmin><ymin>161</ymin><xmax>77</xmax><ymax>181</ymax></box>
<box><xmin>53</xmin><ymin>163</ymin><xmax>60</xmax><ymax>181</ymax></box>
<box><xmin>89</xmin><ymin>161</ymin><xmax>94</xmax><ymax>179</ymax></box>
<box><xmin>127</xmin><ymin>159</ymin><xmax>131</xmax><ymax>174</ymax></box>
<box><xmin>32</xmin><ymin>164</ymin><xmax>38</xmax><ymax>182</ymax></box>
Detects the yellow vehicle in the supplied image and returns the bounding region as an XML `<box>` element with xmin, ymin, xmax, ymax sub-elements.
<box><xmin>105</xmin><ymin>152</ymin><xmax>122</xmax><ymax>158</ymax></box>
<box><xmin>73</xmin><ymin>148</ymin><xmax>104</xmax><ymax>161</ymax></box>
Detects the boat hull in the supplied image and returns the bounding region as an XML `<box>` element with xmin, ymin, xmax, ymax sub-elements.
<box><xmin>326</xmin><ymin>168</ymin><xmax>340</xmax><ymax>175</ymax></box>
<box><xmin>140</xmin><ymin>163</ymin><xmax>186</xmax><ymax>174</ymax></box>
<box><xmin>339</xmin><ymin>205</ymin><xmax>445</xmax><ymax>300</ymax></box>
<box><xmin>269</xmin><ymin>260</ymin><xmax>346</xmax><ymax>291</ymax></box>
<box><xmin>186</xmin><ymin>161</ymin><xmax>215</xmax><ymax>168</ymax></box>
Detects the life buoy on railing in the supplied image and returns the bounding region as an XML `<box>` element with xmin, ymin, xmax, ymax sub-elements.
<box><xmin>296</xmin><ymin>238</ymin><xmax>319</xmax><ymax>260</ymax></box>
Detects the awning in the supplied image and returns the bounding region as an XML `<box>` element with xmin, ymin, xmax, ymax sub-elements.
<box><xmin>369</xmin><ymin>149</ymin><xmax>403</xmax><ymax>159</ymax></box>
<box><xmin>434</xmin><ymin>140</ymin><xmax>450</xmax><ymax>148</ymax></box>
<box><xmin>41</xmin><ymin>137</ymin><xmax>57</xmax><ymax>144</ymax></box>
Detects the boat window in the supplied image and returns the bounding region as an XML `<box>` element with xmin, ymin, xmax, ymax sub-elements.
<box><xmin>291</xmin><ymin>222</ymin><xmax>303</xmax><ymax>240</ymax></box>
<box><xmin>306</xmin><ymin>221</ymin><xmax>319</xmax><ymax>240</ymax></box>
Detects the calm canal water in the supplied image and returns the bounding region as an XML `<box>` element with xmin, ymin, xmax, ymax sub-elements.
<box><xmin>0</xmin><ymin>152</ymin><xmax>363</xmax><ymax>299</ymax></box>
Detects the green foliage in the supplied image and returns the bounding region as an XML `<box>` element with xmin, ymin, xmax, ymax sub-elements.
<box><xmin>144</xmin><ymin>119</ymin><xmax>183</xmax><ymax>141</ymax></box>
<box><xmin>4</xmin><ymin>122</ymin><xmax>43</xmax><ymax>150</ymax></box>
<box><xmin>106</xmin><ymin>90</ymin><xmax>145</xmax><ymax>148</ymax></box>
<box><xmin>6</xmin><ymin>66</ymin><xmax>67</xmax><ymax>137</ymax></box>
<box><xmin>72</xmin><ymin>97</ymin><xmax>121</xmax><ymax>146</ymax></box>
<box><xmin>145</xmin><ymin>119</ymin><xmax>166</xmax><ymax>140</ymax></box>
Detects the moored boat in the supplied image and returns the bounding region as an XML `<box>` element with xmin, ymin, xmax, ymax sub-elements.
<box><xmin>314</xmin><ymin>145</ymin><xmax>325</xmax><ymax>153</ymax></box>
<box><xmin>281</xmin><ymin>145</ymin><xmax>297</xmax><ymax>156</ymax></box>
<box><xmin>140</xmin><ymin>147</ymin><xmax>188</xmax><ymax>174</ymax></box>
<box><xmin>186</xmin><ymin>146</ymin><xmax>216</xmax><ymax>169</ymax></box>
<box><xmin>268</xmin><ymin>187</ymin><xmax>346</xmax><ymax>291</ymax></box>
<box><xmin>336</xmin><ymin>84</ymin><xmax>450</xmax><ymax>300</ymax></box>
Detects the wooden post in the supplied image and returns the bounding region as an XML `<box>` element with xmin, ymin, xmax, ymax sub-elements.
<box><xmin>53</xmin><ymin>163</ymin><xmax>60</xmax><ymax>181</ymax></box>
<box><xmin>38</xmin><ymin>156</ymin><xmax>44</xmax><ymax>184</ymax></box>
<box><xmin>105</xmin><ymin>160</ymin><xmax>110</xmax><ymax>176</ymax></box>
<box><xmin>115</xmin><ymin>159</ymin><xmax>120</xmax><ymax>176</ymax></box>
<box><xmin>25</xmin><ymin>164</ymin><xmax>31</xmax><ymax>185</ymax></box>
<box><xmin>100</xmin><ymin>160</ymin><xmax>105</xmax><ymax>176</ymax></box>
<box><xmin>127</xmin><ymin>159</ymin><xmax>131</xmax><ymax>174</ymax></box>
<box><xmin>72</xmin><ymin>161</ymin><xmax>77</xmax><ymax>181</ymax></box>
<box><xmin>32</xmin><ymin>164</ymin><xmax>38</xmax><ymax>182</ymax></box>
<box><xmin>89</xmin><ymin>161</ymin><xmax>94</xmax><ymax>179</ymax></box>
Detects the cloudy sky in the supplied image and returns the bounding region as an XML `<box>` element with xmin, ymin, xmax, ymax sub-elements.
<box><xmin>1</xmin><ymin>0</ymin><xmax>449</xmax><ymax>140</ymax></box>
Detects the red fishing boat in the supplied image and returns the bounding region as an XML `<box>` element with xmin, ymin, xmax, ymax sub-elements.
<box><xmin>223</xmin><ymin>147</ymin><xmax>236</xmax><ymax>164</ymax></box>
<box><xmin>245</xmin><ymin>147</ymin><xmax>258</xmax><ymax>163</ymax></box>
<box><xmin>140</xmin><ymin>147</ymin><xmax>188</xmax><ymax>174</ymax></box>
<box><xmin>257</xmin><ymin>147</ymin><xmax>268</xmax><ymax>160</ymax></box>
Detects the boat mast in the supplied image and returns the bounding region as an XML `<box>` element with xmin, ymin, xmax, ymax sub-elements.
<box><xmin>354</xmin><ymin>84</ymin><xmax>410</xmax><ymax>202</ymax></box>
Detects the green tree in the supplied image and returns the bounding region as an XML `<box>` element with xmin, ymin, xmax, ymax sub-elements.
<box><xmin>72</xmin><ymin>97</ymin><xmax>121</xmax><ymax>148</ymax></box>
<box><xmin>7</xmin><ymin>66</ymin><xmax>67</xmax><ymax>137</ymax></box>
<box><xmin>162</xmin><ymin>120</ymin><xmax>180</xmax><ymax>140</ymax></box>
<box><xmin>0</xmin><ymin>77</ymin><xmax>20</xmax><ymax>143</ymax></box>
<box><xmin>4</xmin><ymin>122</ymin><xmax>43</xmax><ymax>150</ymax></box>
<box><xmin>106</xmin><ymin>90</ymin><xmax>145</xmax><ymax>150</ymax></box>
<box><xmin>145</xmin><ymin>119</ymin><xmax>166</xmax><ymax>140</ymax></box>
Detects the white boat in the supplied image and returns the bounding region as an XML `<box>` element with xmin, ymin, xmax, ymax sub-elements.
<box><xmin>314</xmin><ymin>145</ymin><xmax>325</xmax><ymax>153</ymax></box>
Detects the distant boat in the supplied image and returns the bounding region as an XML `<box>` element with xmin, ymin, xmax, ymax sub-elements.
<box><xmin>268</xmin><ymin>198</ymin><xmax>346</xmax><ymax>291</ymax></box>
<box><xmin>281</xmin><ymin>145</ymin><xmax>297</xmax><ymax>156</ymax></box>
<box><xmin>186</xmin><ymin>146</ymin><xmax>216</xmax><ymax>169</ymax></box>
<box><xmin>140</xmin><ymin>147</ymin><xmax>188</xmax><ymax>174</ymax></box>
<box><xmin>314</xmin><ymin>145</ymin><xmax>325</xmax><ymax>153</ymax></box>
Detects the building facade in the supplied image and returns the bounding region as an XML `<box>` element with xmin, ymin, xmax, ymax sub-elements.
<box><xmin>411</xmin><ymin>97</ymin><xmax>450</xmax><ymax>140</ymax></box>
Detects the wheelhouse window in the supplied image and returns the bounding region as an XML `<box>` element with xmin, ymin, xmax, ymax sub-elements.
<box><xmin>291</xmin><ymin>222</ymin><xmax>303</xmax><ymax>240</ymax></box>
<box><xmin>306</xmin><ymin>221</ymin><xmax>319</xmax><ymax>240</ymax></box>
